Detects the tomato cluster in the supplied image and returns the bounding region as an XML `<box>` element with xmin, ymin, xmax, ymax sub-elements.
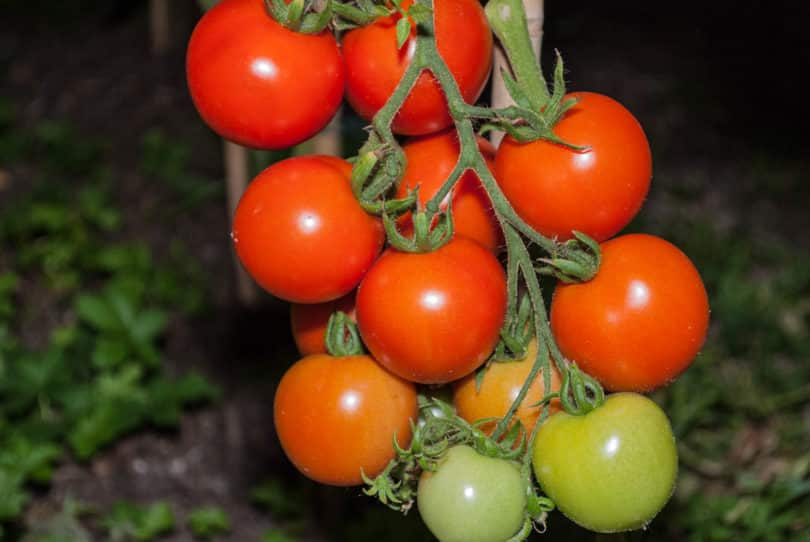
<box><xmin>187</xmin><ymin>0</ymin><xmax>709</xmax><ymax>539</ymax></box>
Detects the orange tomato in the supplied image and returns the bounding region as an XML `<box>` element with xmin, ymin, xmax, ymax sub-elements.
<box><xmin>454</xmin><ymin>339</ymin><xmax>562</xmax><ymax>435</ymax></box>
<box><xmin>274</xmin><ymin>354</ymin><xmax>418</xmax><ymax>486</ymax></box>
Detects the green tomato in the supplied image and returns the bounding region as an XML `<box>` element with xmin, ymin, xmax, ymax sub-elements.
<box><xmin>418</xmin><ymin>445</ymin><xmax>526</xmax><ymax>542</ymax></box>
<box><xmin>532</xmin><ymin>392</ymin><xmax>677</xmax><ymax>533</ymax></box>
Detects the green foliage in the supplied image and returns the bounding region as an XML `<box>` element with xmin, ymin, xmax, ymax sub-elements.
<box><xmin>186</xmin><ymin>507</ymin><xmax>230</xmax><ymax>539</ymax></box>
<box><xmin>102</xmin><ymin>501</ymin><xmax>175</xmax><ymax>542</ymax></box>
<box><xmin>140</xmin><ymin>130</ymin><xmax>223</xmax><ymax>211</ymax></box>
<box><xmin>651</xmin><ymin>220</ymin><xmax>810</xmax><ymax>541</ymax></box>
<box><xmin>0</xmin><ymin>115</ymin><xmax>219</xmax><ymax>534</ymax></box>
<box><xmin>261</xmin><ymin>530</ymin><xmax>299</xmax><ymax>542</ymax></box>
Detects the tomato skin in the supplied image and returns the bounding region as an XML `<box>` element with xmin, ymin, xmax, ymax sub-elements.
<box><xmin>342</xmin><ymin>0</ymin><xmax>493</xmax><ymax>135</ymax></box>
<box><xmin>356</xmin><ymin>238</ymin><xmax>507</xmax><ymax>384</ymax></box>
<box><xmin>232</xmin><ymin>156</ymin><xmax>384</xmax><ymax>303</ymax></box>
<box><xmin>550</xmin><ymin>233</ymin><xmax>709</xmax><ymax>392</ymax></box>
<box><xmin>453</xmin><ymin>339</ymin><xmax>562</xmax><ymax>434</ymax></box>
<box><xmin>495</xmin><ymin>92</ymin><xmax>651</xmax><ymax>241</ymax></box>
<box><xmin>186</xmin><ymin>0</ymin><xmax>344</xmax><ymax>149</ymax></box>
<box><xmin>418</xmin><ymin>445</ymin><xmax>526</xmax><ymax>542</ymax></box>
<box><xmin>274</xmin><ymin>354</ymin><xmax>418</xmax><ymax>486</ymax></box>
<box><xmin>532</xmin><ymin>393</ymin><xmax>677</xmax><ymax>533</ymax></box>
<box><xmin>290</xmin><ymin>293</ymin><xmax>356</xmax><ymax>356</ymax></box>
<box><xmin>396</xmin><ymin>130</ymin><xmax>502</xmax><ymax>252</ymax></box>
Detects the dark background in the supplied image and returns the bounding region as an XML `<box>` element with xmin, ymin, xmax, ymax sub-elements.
<box><xmin>1</xmin><ymin>0</ymin><xmax>808</xmax><ymax>540</ymax></box>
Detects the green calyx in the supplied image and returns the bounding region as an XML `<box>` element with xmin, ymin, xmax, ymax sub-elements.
<box><xmin>559</xmin><ymin>364</ymin><xmax>606</xmax><ymax>416</ymax></box>
<box><xmin>382</xmin><ymin>201</ymin><xmax>454</xmax><ymax>253</ymax></box>
<box><xmin>362</xmin><ymin>396</ymin><xmax>529</xmax><ymax>513</ymax></box>
<box><xmin>324</xmin><ymin>311</ymin><xmax>364</xmax><ymax>357</ymax></box>
<box><xmin>537</xmin><ymin>231</ymin><xmax>602</xmax><ymax>283</ymax></box>
<box><xmin>264</xmin><ymin>0</ymin><xmax>333</xmax><ymax>33</ymax></box>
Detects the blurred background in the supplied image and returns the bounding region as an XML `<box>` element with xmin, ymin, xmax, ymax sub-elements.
<box><xmin>0</xmin><ymin>0</ymin><xmax>808</xmax><ymax>540</ymax></box>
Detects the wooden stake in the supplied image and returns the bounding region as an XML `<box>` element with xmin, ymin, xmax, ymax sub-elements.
<box><xmin>223</xmin><ymin>140</ymin><xmax>259</xmax><ymax>306</ymax></box>
<box><xmin>149</xmin><ymin>0</ymin><xmax>172</xmax><ymax>55</ymax></box>
<box><xmin>490</xmin><ymin>0</ymin><xmax>544</xmax><ymax>147</ymax></box>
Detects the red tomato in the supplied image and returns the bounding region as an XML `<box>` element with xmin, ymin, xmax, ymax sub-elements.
<box><xmin>356</xmin><ymin>238</ymin><xmax>507</xmax><ymax>384</ymax></box>
<box><xmin>342</xmin><ymin>0</ymin><xmax>493</xmax><ymax>135</ymax></box>
<box><xmin>396</xmin><ymin>129</ymin><xmax>502</xmax><ymax>252</ymax></box>
<box><xmin>290</xmin><ymin>293</ymin><xmax>356</xmax><ymax>356</ymax></box>
<box><xmin>186</xmin><ymin>0</ymin><xmax>344</xmax><ymax>149</ymax></box>
<box><xmin>274</xmin><ymin>354</ymin><xmax>418</xmax><ymax>485</ymax></box>
<box><xmin>232</xmin><ymin>156</ymin><xmax>384</xmax><ymax>303</ymax></box>
<box><xmin>550</xmin><ymin>234</ymin><xmax>709</xmax><ymax>392</ymax></box>
<box><xmin>495</xmin><ymin>92</ymin><xmax>651</xmax><ymax>242</ymax></box>
<box><xmin>453</xmin><ymin>339</ymin><xmax>562</xmax><ymax>434</ymax></box>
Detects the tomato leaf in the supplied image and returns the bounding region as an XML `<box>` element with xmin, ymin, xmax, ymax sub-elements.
<box><xmin>395</xmin><ymin>17</ymin><xmax>411</xmax><ymax>50</ymax></box>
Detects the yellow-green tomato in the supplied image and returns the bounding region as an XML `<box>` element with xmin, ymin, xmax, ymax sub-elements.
<box><xmin>418</xmin><ymin>445</ymin><xmax>526</xmax><ymax>542</ymax></box>
<box><xmin>532</xmin><ymin>393</ymin><xmax>677</xmax><ymax>533</ymax></box>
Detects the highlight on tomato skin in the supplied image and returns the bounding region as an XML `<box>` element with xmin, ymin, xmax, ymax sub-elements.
<box><xmin>495</xmin><ymin>91</ymin><xmax>652</xmax><ymax>242</ymax></box>
<box><xmin>186</xmin><ymin>0</ymin><xmax>345</xmax><ymax>149</ymax></box>
<box><xmin>396</xmin><ymin>129</ymin><xmax>503</xmax><ymax>253</ymax></box>
<box><xmin>231</xmin><ymin>156</ymin><xmax>384</xmax><ymax>303</ymax></box>
<box><xmin>273</xmin><ymin>353</ymin><xmax>418</xmax><ymax>486</ymax></box>
<box><xmin>342</xmin><ymin>0</ymin><xmax>493</xmax><ymax>135</ymax></box>
<box><xmin>550</xmin><ymin>233</ymin><xmax>710</xmax><ymax>392</ymax></box>
<box><xmin>356</xmin><ymin>238</ymin><xmax>507</xmax><ymax>385</ymax></box>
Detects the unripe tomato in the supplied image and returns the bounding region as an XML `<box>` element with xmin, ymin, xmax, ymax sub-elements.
<box><xmin>186</xmin><ymin>0</ymin><xmax>345</xmax><ymax>149</ymax></box>
<box><xmin>232</xmin><ymin>156</ymin><xmax>384</xmax><ymax>303</ymax></box>
<box><xmin>274</xmin><ymin>354</ymin><xmax>418</xmax><ymax>486</ymax></box>
<box><xmin>550</xmin><ymin>234</ymin><xmax>709</xmax><ymax>391</ymax></box>
<box><xmin>356</xmin><ymin>238</ymin><xmax>507</xmax><ymax>384</ymax></box>
<box><xmin>290</xmin><ymin>293</ymin><xmax>356</xmax><ymax>356</ymax></box>
<box><xmin>495</xmin><ymin>92</ymin><xmax>651</xmax><ymax>242</ymax></box>
<box><xmin>532</xmin><ymin>393</ymin><xmax>678</xmax><ymax>532</ymax></box>
<box><xmin>396</xmin><ymin>130</ymin><xmax>502</xmax><ymax>252</ymax></box>
<box><xmin>418</xmin><ymin>445</ymin><xmax>526</xmax><ymax>542</ymax></box>
<box><xmin>454</xmin><ymin>339</ymin><xmax>562</xmax><ymax>434</ymax></box>
<box><xmin>342</xmin><ymin>0</ymin><xmax>493</xmax><ymax>135</ymax></box>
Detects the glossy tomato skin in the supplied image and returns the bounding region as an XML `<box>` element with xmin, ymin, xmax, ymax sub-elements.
<box><xmin>454</xmin><ymin>339</ymin><xmax>562</xmax><ymax>434</ymax></box>
<box><xmin>290</xmin><ymin>293</ymin><xmax>356</xmax><ymax>356</ymax></box>
<box><xmin>532</xmin><ymin>393</ymin><xmax>677</xmax><ymax>532</ymax></box>
<box><xmin>418</xmin><ymin>445</ymin><xmax>526</xmax><ymax>542</ymax></box>
<box><xmin>342</xmin><ymin>0</ymin><xmax>493</xmax><ymax>135</ymax></box>
<box><xmin>550</xmin><ymin>234</ymin><xmax>709</xmax><ymax>391</ymax></box>
<box><xmin>356</xmin><ymin>238</ymin><xmax>507</xmax><ymax>384</ymax></box>
<box><xmin>396</xmin><ymin>130</ymin><xmax>502</xmax><ymax>252</ymax></box>
<box><xmin>232</xmin><ymin>156</ymin><xmax>384</xmax><ymax>303</ymax></box>
<box><xmin>274</xmin><ymin>354</ymin><xmax>418</xmax><ymax>486</ymax></box>
<box><xmin>495</xmin><ymin>92</ymin><xmax>651</xmax><ymax>241</ymax></box>
<box><xmin>186</xmin><ymin>0</ymin><xmax>344</xmax><ymax>149</ymax></box>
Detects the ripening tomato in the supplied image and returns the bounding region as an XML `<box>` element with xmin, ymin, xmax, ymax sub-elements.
<box><xmin>274</xmin><ymin>353</ymin><xmax>418</xmax><ymax>486</ymax></box>
<box><xmin>418</xmin><ymin>445</ymin><xmax>526</xmax><ymax>542</ymax></box>
<box><xmin>495</xmin><ymin>92</ymin><xmax>651</xmax><ymax>241</ymax></box>
<box><xmin>550</xmin><ymin>234</ymin><xmax>709</xmax><ymax>392</ymax></box>
<box><xmin>396</xmin><ymin>130</ymin><xmax>502</xmax><ymax>252</ymax></box>
<box><xmin>232</xmin><ymin>156</ymin><xmax>384</xmax><ymax>303</ymax></box>
<box><xmin>532</xmin><ymin>393</ymin><xmax>678</xmax><ymax>532</ymax></box>
<box><xmin>454</xmin><ymin>339</ymin><xmax>562</xmax><ymax>435</ymax></box>
<box><xmin>186</xmin><ymin>0</ymin><xmax>344</xmax><ymax>149</ymax></box>
<box><xmin>356</xmin><ymin>238</ymin><xmax>506</xmax><ymax>384</ymax></box>
<box><xmin>342</xmin><ymin>0</ymin><xmax>493</xmax><ymax>135</ymax></box>
<box><xmin>290</xmin><ymin>293</ymin><xmax>356</xmax><ymax>356</ymax></box>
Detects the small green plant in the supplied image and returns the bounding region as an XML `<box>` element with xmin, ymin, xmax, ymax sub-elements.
<box><xmin>102</xmin><ymin>501</ymin><xmax>175</xmax><ymax>542</ymax></box>
<box><xmin>187</xmin><ymin>507</ymin><xmax>230</xmax><ymax>539</ymax></box>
